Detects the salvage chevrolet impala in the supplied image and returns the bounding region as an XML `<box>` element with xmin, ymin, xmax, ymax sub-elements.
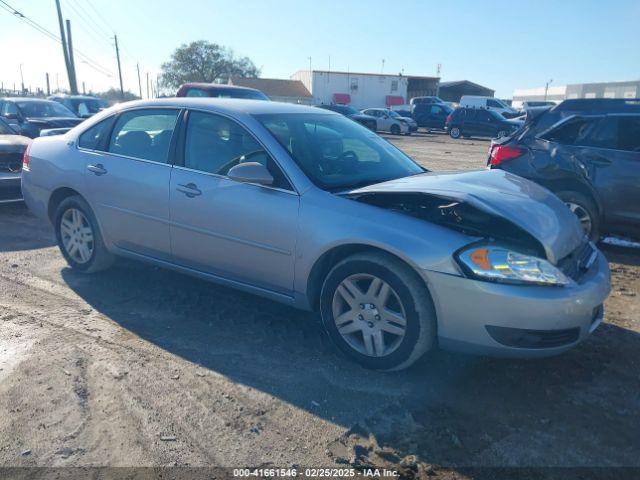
<box><xmin>21</xmin><ymin>99</ymin><xmax>611</xmax><ymax>370</ymax></box>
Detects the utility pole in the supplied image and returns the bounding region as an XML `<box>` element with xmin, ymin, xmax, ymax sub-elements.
<box><xmin>82</xmin><ymin>81</ymin><xmax>86</xmax><ymax>94</ymax></box>
<box><xmin>146</xmin><ymin>72</ymin><xmax>150</xmax><ymax>99</ymax></box>
<box><xmin>55</xmin><ymin>0</ymin><xmax>77</xmax><ymax>94</ymax></box>
<box><xmin>136</xmin><ymin>63</ymin><xmax>142</xmax><ymax>98</ymax></box>
<box><xmin>114</xmin><ymin>35</ymin><xmax>124</xmax><ymax>99</ymax></box>
<box><xmin>45</xmin><ymin>73</ymin><xmax>50</xmax><ymax>95</ymax></box>
<box><xmin>381</xmin><ymin>59</ymin><xmax>385</xmax><ymax>74</ymax></box>
<box><xmin>544</xmin><ymin>79</ymin><xmax>553</xmax><ymax>101</ymax></box>
<box><xmin>66</xmin><ymin>19</ymin><xmax>78</xmax><ymax>94</ymax></box>
<box><xmin>19</xmin><ymin>64</ymin><xmax>24</xmax><ymax>93</ymax></box>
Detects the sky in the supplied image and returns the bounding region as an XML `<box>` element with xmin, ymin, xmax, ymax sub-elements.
<box><xmin>1</xmin><ymin>0</ymin><xmax>639</xmax><ymax>98</ymax></box>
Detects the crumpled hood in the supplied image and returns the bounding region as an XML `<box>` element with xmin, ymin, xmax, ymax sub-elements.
<box><xmin>398</xmin><ymin>116</ymin><xmax>416</xmax><ymax>124</ymax></box>
<box><xmin>350</xmin><ymin>169</ymin><xmax>585</xmax><ymax>263</ymax></box>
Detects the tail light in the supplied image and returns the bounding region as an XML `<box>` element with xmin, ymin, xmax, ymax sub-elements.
<box><xmin>490</xmin><ymin>144</ymin><xmax>525</xmax><ymax>167</ymax></box>
<box><xmin>446</xmin><ymin>114</ymin><xmax>453</xmax><ymax>124</ymax></box>
<box><xmin>22</xmin><ymin>143</ymin><xmax>32</xmax><ymax>171</ymax></box>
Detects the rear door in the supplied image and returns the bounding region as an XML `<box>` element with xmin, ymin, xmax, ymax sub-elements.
<box><xmin>82</xmin><ymin>108</ymin><xmax>180</xmax><ymax>260</ymax></box>
<box><xmin>169</xmin><ymin>110</ymin><xmax>299</xmax><ymax>294</ymax></box>
<box><xmin>576</xmin><ymin>115</ymin><xmax>640</xmax><ymax>230</ymax></box>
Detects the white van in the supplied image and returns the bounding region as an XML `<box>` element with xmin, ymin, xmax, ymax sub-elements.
<box><xmin>459</xmin><ymin>96</ymin><xmax>518</xmax><ymax>117</ymax></box>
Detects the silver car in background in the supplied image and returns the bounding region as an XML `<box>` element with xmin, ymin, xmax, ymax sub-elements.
<box><xmin>21</xmin><ymin>99</ymin><xmax>611</xmax><ymax>370</ymax></box>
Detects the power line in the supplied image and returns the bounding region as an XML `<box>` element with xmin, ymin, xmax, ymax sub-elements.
<box><xmin>0</xmin><ymin>0</ymin><xmax>114</xmax><ymax>77</ymax></box>
<box><xmin>66</xmin><ymin>0</ymin><xmax>112</xmax><ymax>41</ymax></box>
<box><xmin>64</xmin><ymin>0</ymin><xmax>113</xmax><ymax>51</ymax></box>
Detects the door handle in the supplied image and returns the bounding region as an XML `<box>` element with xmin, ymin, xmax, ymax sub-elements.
<box><xmin>87</xmin><ymin>163</ymin><xmax>107</xmax><ymax>176</ymax></box>
<box><xmin>176</xmin><ymin>183</ymin><xmax>202</xmax><ymax>198</ymax></box>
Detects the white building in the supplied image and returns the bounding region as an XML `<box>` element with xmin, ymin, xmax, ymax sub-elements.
<box><xmin>290</xmin><ymin>70</ymin><xmax>410</xmax><ymax>109</ymax></box>
<box><xmin>512</xmin><ymin>80</ymin><xmax>640</xmax><ymax>108</ymax></box>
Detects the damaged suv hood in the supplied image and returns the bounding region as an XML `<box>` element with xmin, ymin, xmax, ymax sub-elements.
<box><xmin>349</xmin><ymin>169</ymin><xmax>584</xmax><ymax>263</ymax></box>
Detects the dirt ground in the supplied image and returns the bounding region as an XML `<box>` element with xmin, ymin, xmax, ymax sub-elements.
<box><xmin>1</xmin><ymin>132</ymin><xmax>639</xmax><ymax>479</ymax></box>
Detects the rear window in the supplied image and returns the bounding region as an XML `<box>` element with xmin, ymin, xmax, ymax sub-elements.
<box><xmin>542</xmin><ymin>115</ymin><xmax>640</xmax><ymax>152</ymax></box>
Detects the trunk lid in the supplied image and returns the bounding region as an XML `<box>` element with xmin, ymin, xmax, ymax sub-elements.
<box><xmin>349</xmin><ymin>169</ymin><xmax>584</xmax><ymax>263</ymax></box>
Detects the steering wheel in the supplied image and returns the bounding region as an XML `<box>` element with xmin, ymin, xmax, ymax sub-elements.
<box><xmin>321</xmin><ymin>150</ymin><xmax>359</xmax><ymax>175</ymax></box>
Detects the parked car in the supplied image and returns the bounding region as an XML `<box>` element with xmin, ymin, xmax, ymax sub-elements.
<box><xmin>361</xmin><ymin>108</ymin><xmax>417</xmax><ymax>134</ymax></box>
<box><xmin>459</xmin><ymin>96</ymin><xmax>519</xmax><ymax>118</ymax></box>
<box><xmin>48</xmin><ymin>94</ymin><xmax>108</xmax><ymax>118</ymax></box>
<box><xmin>316</xmin><ymin>104</ymin><xmax>377</xmax><ymax>130</ymax></box>
<box><xmin>522</xmin><ymin>100</ymin><xmax>557</xmax><ymax>110</ymax></box>
<box><xmin>409</xmin><ymin>96</ymin><xmax>446</xmax><ymax>106</ymax></box>
<box><xmin>489</xmin><ymin>98</ymin><xmax>640</xmax><ymax>241</ymax></box>
<box><xmin>176</xmin><ymin>83</ymin><xmax>270</xmax><ymax>100</ymax></box>
<box><xmin>22</xmin><ymin>99</ymin><xmax>610</xmax><ymax>370</ymax></box>
<box><xmin>0</xmin><ymin>117</ymin><xmax>31</xmax><ymax>203</ymax></box>
<box><xmin>412</xmin><ymin>103</ymin><xmax>453</xmax><ymax>131</ymax></box>
<box><xmin>0</xmin><ymin>98</ymin><xmax>83</xmax><ymax>138</ymax></box>
<box><xmin>445</xmin><ymin>107</ymin><xmax>523</xmax><ymax>139</ymax></box>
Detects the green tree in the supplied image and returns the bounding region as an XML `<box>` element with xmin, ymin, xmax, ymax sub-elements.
<box><xmin>96</xmin><ymin>88</ymin><xmax>139</xmax><ymax>105</ymax></box>
<box><xmin>160</xmin><ymin>41</ymin><xmax>260</xmax><ymax>90</ymax></box>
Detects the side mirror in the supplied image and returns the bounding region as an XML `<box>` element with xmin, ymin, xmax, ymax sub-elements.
<box><xmin>227</xmin><ymin>162</ymin><xmax>274</xmax><ymax>186</ymax></box>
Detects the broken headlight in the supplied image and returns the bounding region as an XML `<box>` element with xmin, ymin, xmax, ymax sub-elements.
<box><xmin>457</xmin><ymin>245</ymin><xmax>570</xmax><ymax>286</ymax></box>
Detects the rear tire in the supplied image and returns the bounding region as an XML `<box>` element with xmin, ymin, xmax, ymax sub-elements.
<box><xmin>390</xmin><ymin>124</ymin><xmax>401</xmax><ymax>135</ymax></box>
<box><xmin>54</xmin><ymin>195</ymin><xmax>114</xmax><ymax>273</ymax></box>
<box><xmin>449</xmin><ymin>127</ymin><xmax>461</xmax><ymax>139</ymax></box>
<box><xmin>320</xmin><ymin>251</ymin><xmax>437</xmax><ymax>371</ymax></box>
<box><xmin>555</xmin><ymin>190</ymin><xmax>600</xmax><ymax>241</ymax></box>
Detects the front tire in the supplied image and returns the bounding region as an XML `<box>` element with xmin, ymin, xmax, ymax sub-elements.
<box><xmin>556</xmin><ymin>190</ymin><xmax>600</xmax><ymax>241</ymax></box>
<box><xmin>449</xmin><ymin>126</ymin><xmax>461</xmax><ymax>139</ymax></box>
<box><xmin>320</xmin><ymin>252</ymin><xmax>436</xmax><ymax>371</ymax></box>
<box><xmin>54</xmin><ymin>195</ymin><xmax>114</xmax><ymax>273</ymax></box>
<box><xmin>390</xmin><ymin>124</ymin><xmax>401</xmax><ymax>135</ymax></box>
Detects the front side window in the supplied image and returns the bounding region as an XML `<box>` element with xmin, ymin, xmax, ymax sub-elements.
<box><xmin>184</xmin><ymin>111</ymin><xmax>291</xmax><ymax>189</ymax></box>
<box><xmin>256</xmin><ymin>113</ymin><xmax>424</xmax><ymax>191</ymax></box>
<box><xmin>108</xmin><ymin>109</ymin><xmax>179</xmax><ymax>163</ymax></box>
<box><xmin>1</xmin><ymin>102</ymin><xmax>19</xmax><ymax>117</ymax></box>
<box><xmin>0</xmin><ymin>118</ymin><xmax>15</xmax><ymax>134</ymax></box>
<box><xmin>78</xmin><ymin>117</ymin><xmax>114</xmax><ymax>150</ymax></box>
<box><xmin>487</xmin><ymin>99</ymin><xmax>503</xmax><ymax>108</ymax></box>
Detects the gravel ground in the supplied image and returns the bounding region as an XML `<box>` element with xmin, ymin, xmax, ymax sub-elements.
<box><xmin>0</xmin><ymin>132</ymin><xmax>638</xmax><ymax>479</ymax></box>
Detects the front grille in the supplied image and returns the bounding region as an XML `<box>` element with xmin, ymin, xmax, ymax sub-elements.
<box><xmin>558</xmin><ymin>241</ymin><xmax>596</xmax><ymax>281</ymax></box>
<box><xmin>486</xmin><ymin>325</ymin><xmax>580</xmax><ymax>349</ymax></box>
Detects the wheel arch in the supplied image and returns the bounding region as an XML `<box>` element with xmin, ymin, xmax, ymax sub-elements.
<box><xmin>47</xmin><ymin>187</ymin><xmax>83</xmax><ymax>222</ymax></box>
<box><xmin>305</xmin><ymin>243</ymin><xmax>431</xmax><ymax>313</ymax></box>
<box><xmin>536</xmin><ymin>178</ymin><xmax>603</xmax><ymax>217</ymax></box>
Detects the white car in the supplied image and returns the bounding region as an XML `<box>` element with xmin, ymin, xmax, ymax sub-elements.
<box><xmin>361</xmin><ymin>108</ymin><xmax>416</xmax><ymax>135</ymax></box>
<box><xmin>459</xmin><ymin>96</ymin><xmax>518</xmax><ymax>118</ymax></box>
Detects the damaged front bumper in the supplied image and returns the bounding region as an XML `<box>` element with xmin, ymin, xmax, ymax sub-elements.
<box><xmin>423</xmin><ymin>250</ymin><xmax>611</xmax><ymax>357</ymax></box>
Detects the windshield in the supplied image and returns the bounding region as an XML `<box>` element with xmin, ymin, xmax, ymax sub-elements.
<box><xmin>256</xmin><ymin>113</ymin><xmax>424</xmax><ymax>192</ymax></box>
<box><xmin>17</xmin><ymin>101</ymin><xmax>77</xmax><ymax>118</ymax></box>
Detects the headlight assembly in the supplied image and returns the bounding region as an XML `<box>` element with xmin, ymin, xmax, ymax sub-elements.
<box><xmin>457</xmin><ymin>245</ymin><xmax>570</xmax><ymax>286</ymax></box>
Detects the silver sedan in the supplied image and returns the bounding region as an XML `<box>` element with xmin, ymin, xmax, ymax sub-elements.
<box><xmin>21</xmin><ymin>99</ymin><xmax>611</xmax><ymax>370</ymax></box>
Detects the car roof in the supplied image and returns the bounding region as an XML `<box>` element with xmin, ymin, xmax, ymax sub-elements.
<box><xmin>49</xmin><ymin>94</ymin><xmax>102</xmax><ymax>100</ymax></box>
<box><xmin>1</xmin><ymin>97</ymin><xmax>58</xmax><ymax>103</ymax></box>
<box><xmin>554</xmin><ymin>98</ymin><xmax>640</xmax><ymax>114</ymax></box>
<box><xmin>179</xmin><ymin>82</ymin><xmax>262</xmax><ymax>93</ymax></box>
<box><xmin>109</xmin><ymin>98</ymin><xmax>337</xmax><ymax>116</ymax></box>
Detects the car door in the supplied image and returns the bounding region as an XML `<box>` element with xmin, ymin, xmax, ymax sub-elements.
<box><xmin>169</xmin><ymin>110</ymin><xmax>299</xmax><ymax>295</ymax></box>
<box><xmin>474</xmin><ymin>110</ymin><xmax>497</xmax><ymax>137</ymax></box>
<box><xmin>575</xmin><ymin>115</ymin><xmax>640</xmax><ymax>230</ymax></box>
<box><xmin>428</xmin><ymin>105</ymin><xmax>447</xmax><ymax>129</ymax></box>
<box><xmin>82</xmin><ymin>108</ymin><xmax>180</xmax><ymax>261</ymax></box>
<box><xmin>365</xmin><ymin>110</ymin><xmax>383</xmax><ymax>131</ymax></box>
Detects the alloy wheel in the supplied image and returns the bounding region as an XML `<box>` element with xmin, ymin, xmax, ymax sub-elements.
<box><xmin>331</xmin><ymin>273</ymin><xmax>407</xmax><ymax>357</ymax></box>
<box><xmin>60</xmin><ymin>208</ymin><xmax>94</xmax><ymax>264</ymax></box>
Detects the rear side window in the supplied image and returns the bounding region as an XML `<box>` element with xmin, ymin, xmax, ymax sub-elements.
<box><xmin>108</xmin><ymin>109</ymin><xmax>179</xmax><ymax>163</ymax></box>
<box><xmin>543</xmin><ymin>118</ymin><xmax>598</xmax><ymax>145</ymax></box>
<box><xmin>487</xmin><ymin>99</ymin><xmax>502</xmax><ymax>108</ymax></box>
<box><xmin>185</xmin><ymin>89</ymin><xmax>208</xmax><ymax>97</ymax></box>
<box><xmin>78</xmin><ymin>117</ymin><xmax>113</xmax><ymax>150</ymax></box>
<box><xmin>617</xmin><ymin>116</ymin><xmax>640</xmax><ymax>152</ymax></box>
